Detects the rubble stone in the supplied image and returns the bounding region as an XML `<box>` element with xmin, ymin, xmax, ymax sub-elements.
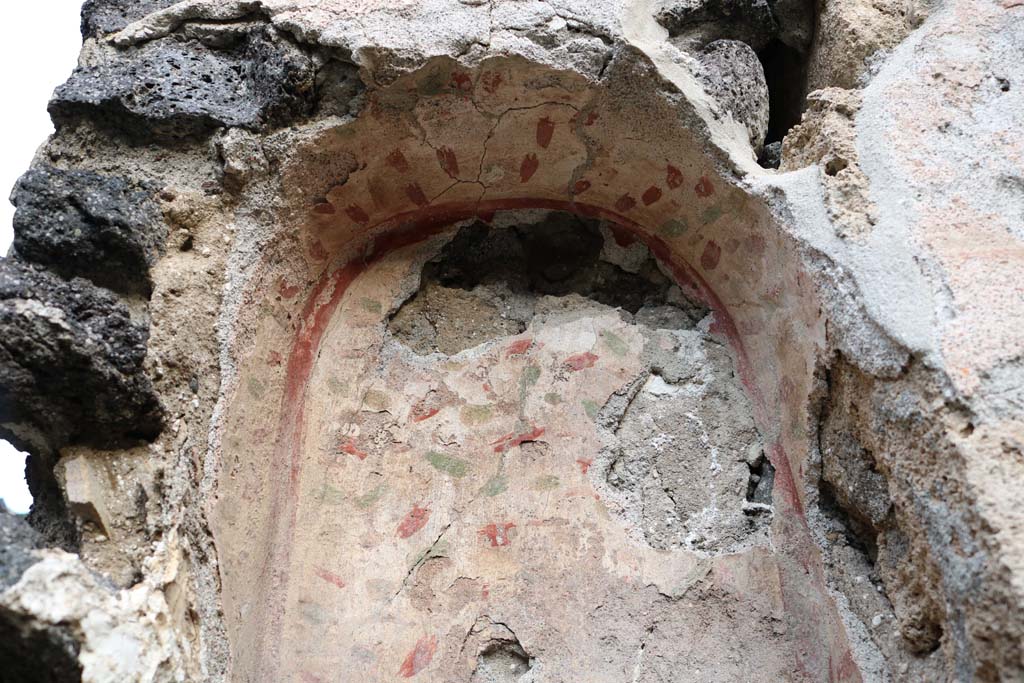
<box><xmin>12</xmin><ymin>166</ymin><xmax>165</xmax><ymax>296</ymax></box>
<box><xmin>0</xmin><ymin>260</ymin><xmax>163</xmax><ymax>453</ymax></box>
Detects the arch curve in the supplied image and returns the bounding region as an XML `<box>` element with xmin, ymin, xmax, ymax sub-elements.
<box><xmin>214</xmin><ymin>56</ymin><xmax>852</xmax><ymax>681</ymax></box>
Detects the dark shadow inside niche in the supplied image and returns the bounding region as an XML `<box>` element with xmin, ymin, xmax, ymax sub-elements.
<box><xmin>651</xmin><ymin>0</ymin><xmax>818</xmax><ymax>168</ymax></box>
<box><xmin>817</xmin><ymin>476</ymin><xmax>878</xmax><ymax>563</ymax></box>
<box><xmin>758</xmin><ymin>38</ymin><xmax>811</xmax><ymax>146</ymax></box>
<box><xmin>25</xmin><ymin>451</ymin><xmax>79</xmax><ymax>553</ymax></box>
<box><xmin>471</xmin><ymin>639</ymin><xmax>532</xmax><ymax>682</ymax></box>
<box><xmin>388</xmin><ymin>211</ymin><xmax>708</xmax><ymax>356</ymax></box>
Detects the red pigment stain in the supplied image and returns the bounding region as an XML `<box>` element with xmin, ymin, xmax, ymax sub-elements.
<box><xmin>701</xmin><ymin>240</ymin><xmax>722</xmax><ymax>271</ymax></box>
<box><xmin>411</xmin><ymin>404</ymin><xmax>440</xmax><ymax>422</ymax></box>
<box><xmin>397</xmin><ymin>505</ymin><xmax>431</xmax><ymax>539</ymax></box>
<box><xmin>386</xmin><ymin>149</ymin><xmax>410</xmax><ymax>173</ymax></box>
<box><xmin>642</xmin><ymin>186</ymin><xmax>663</xmax><ymax>206</ymax></box>
<box><xmin>309</xmin><ymin>239</ymin><xmax>328</xmax><ymax>261</ymax></box>
<box><xmin>314</xmin><ymin>567</ymin><xmax>346</xmax><ymax>589</ymax></box>
<box><xmin>405</xmin><ymin>183</ymin><xmax>430</xmax><ymax>207</ymax></box>
<box><xmin>268</xmin><ymin>350</ymin><xmax>283</xmax><ymax>367</ymax></box>
<box><xmin>398</xmin><ymin>635</ymin><xmax>437</xmax><ymax>678</ymax></box>
<box><xmin>615</xmin><ymin>194</ymin><xmax>636</xmax><ymax>212</ymax></box>
<box><xmin>479</xmin><ymin>522</ymin><xmax>516</xmax><ymax>547</ymax></box>
<box><xmin>520</xmin><ymin>153</ymin><xmax>539</xmax><ymax>182</ymax></box>
<box><xmin>482</xmin><ymin>583</ymin><xmax>490</xmax><ymax>599</ymax></box>
<box><xmin>609</xmin><ymin>224</ymin><xmax>637</xmax><ymax>247</ymax></box>
<box><xmin>482</xmin><ymin>383</ymin><xmax>493</xmax><ymax>394</ymax></box>
<box><xmin>564</xmin><ymin>351</ymin><xmax>599</xmax><ymax>371</ymax></box>
<box><xmin>746</xmin><ymin>234</ymin><xmax>767</xmax><ymax>255</ymax></box>
<box><xmin>726</xmin><ymin>237</ymin><xmax>741</xmax><ymax>253</ymax></box>
<box><xmin>437</xmin><ymin>147</ymin><xmax>460</xmax><ymax>178</ymax></box>
<box><xmin>572</xmin><ymin>179</ymin><xmax>592</xmax><ymax>195</ymax></box>
<box><xmin>339</xmin><ymin>438</ymin><xmax>368</xmax><ymax>461</ymax></box>
<box><xmin>450</xmin><ymin>71</ymin><xmax>472</xmax><ymax>92</ymax></box>
<box><xmin>278</xmin><ymin>278</ymin><xmax>300</xmax><ymax>299</ymax></box>
<box><xmin>313</xmin><ymin>202</ymin><xmax>335</xmax><ymax>215</ymax></box>
<box><xmin>576</xmin><ymin>458</ymin><xmax>593</xmax><ymax>474</ymax></box>
<box><xmin>572</xmin><ymin>110</ymin><xmax>599</xmax><ymax>126</ymax></box>
<box><xmin>492</xmin><ymin>426</ymin><xmax>546</xmax><ymax>453</ymax></box>
<box><xmin>345</xmin><ymin>204</ymin><xmax>370</xmax><ymax>224</ymax></box>
<box><xmin>301</xmin><ymin>673</ymin><xmax>326</xmax><ymax>683</ymax></box>
<box><xmin>480</xmin><ymin>71</ymin><xmax>503</xmax><ymax>94</ymax></box>
<box><xmin>695</xmin><ymin>176</ymin><xmax>715</xmax><ymax>198</ymax></box>
<box><xmin>666</xmin><ymin>164</ymin><xmax>684</xmax><ymax>189</ymax></box>
<box><xmin>536</xmin><ymin>117</ymin><xmax>555</xmax><ymax>148</ymax></box>
<box><xmin>506</xmin><ymin>338</ymin><xmax>533</xmax><ymax>357</ymax></box>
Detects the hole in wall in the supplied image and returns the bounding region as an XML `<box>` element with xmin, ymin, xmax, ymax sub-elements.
<box><xmin>0</xmin><ymin>440</ymin><xmax>33</xmax><ymax>515</ymax></box>
<box><xmin>758</xmin><ymin>38</ymin><xmax>811</xmax><ymax>147</ymax></box>
<box><xmin>387</xmin><ymin>210</ymin><xmax>772</xmax><ymax>555</ymax></box>
<box><xmin>471</xmin><ymin>638</ymin><xmax>532</xmax><ymax>682</ymax></box>
<box><xmin>388</xmin><ymin>211</ymin><xmax>707</xmax><ymax>357</ymax></box>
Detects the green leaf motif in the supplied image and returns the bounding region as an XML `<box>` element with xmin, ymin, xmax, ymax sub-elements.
<box><xmin>354</xmin><ymin>484</ymin><xmax>386</xmax><ymax>509</ymax></box>
<box><xmin>461</xmin><ymin>404</ymin><xmax>493</xmax><ymax>425</ymax></box>
<box><xmin>659</xmin><ymin>218</ymin><xmax>688</xmax><ymax>237</ymax></box>
<box><xmin>600</xmin><ymin>330</ymin><xmax>628</xmax><ymax>357</ymax></box>
<box><xmin>480</xmin><ymin>474</ymin><xmax>508</xmax><ymax>497</ymax></box>
<box><xmin>532</xmin><ymin>474</ymin><xmax>560</xmax><ymax>491</ymax></box>
<box><xmin>425</xmin><ymin>451</ymin><xmax>470</xmax><ymax>478</ymax></box>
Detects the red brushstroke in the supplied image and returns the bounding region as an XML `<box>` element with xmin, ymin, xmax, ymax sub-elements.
<box><xmin>397</xmin><ymin>505</ymin><xmax>431</xmax><ymax>539</ymax></box>
<box><xmin>480</xmin><ymin>71</ymin><xmax>503</xmax><ymax>94</ymax></box>
<box><xmin>492</xmin><ymin>426</ymin><xmax>546</xmax><ymax>453</ymax></box>
<box><xmin>564</xmin><ymin>352</ymin><xmax>599</xmax><ymax>371</ymax></box>
<box><xmin>572</xmin><ymin>179</ymin><xmax>591</xmax><ymax>195</ymax></box>
<box><xmin>450</xmin><ymin>71</ymin><xmax>473</xmax><ymax>92</ymax></box>
<box><xmin>609</xmin><ymin>225</ymin><xmax>637</xmax><ymax>247</ymax></box>
<box><xmin>701</xmin><ymin>240</ymin><xmax>722</xmax><ymax>271</ymax></box>
<box><xmin>520</xmin><ymin>153</ymin><xmax>539</xmax><ymax>182</ymax></box>
<box><xmin>278</xmin><ymin>278</ymin><xmax>300</xmax><ymax>299</ymax></box>
<box><xmin>576</xmin><ymin>458</ymin><xmax>593</xmax><ymax>474</ymax></box>
<box><xmin>437</xmin><ymin>147</ymin><xmax>460</xmax><ymax>178</ymax></box>
<box><xmin>571</xmin><ymin>110</ymin><xmax>599</xmax><ymax>126</ymax></box>
<box><xmin>314</xmin><ymin>568</ymin><xmax>346</xmax><ymax>589</ymax></box>
<box><xmin>642</xmin><ymin>186</ymin><xmax>663</xmax><ymax>206</ymax></box>
<box><xmin>505</xmin><ymin>338</ymin><xmax>533</xmax><ymax>357</ymax></box>
<box><xmin>615</xmin><ymin>194</ymin><xmax>636</xmax><ymax>212</ymax></box>
<box><xmin>386</xmin><ymin>149</ymin><xmax>410</xmax><ymax>173</ymax></box>
<box><xmin>313</xmin><ymin>202</ymin><xmax>336</xmax><ymax>215</ymax></box>
<box><xmin>309</xmin><ymin>239</ymin><xmax>327</xmax><ymax>261</ymax></box>
<box><xmin>695</xmin><ymin>176</ymin><xmax>715</xmax><ymax>198</ymax></box>
<box><xmin>746</xmin><ymin>234</ymin><xmax>767</xmax><ymax>255</ymax></box>
<box><xmin>666</xmin><ymin>164</ymin><xmax>684</xmax><ymax>189</ymax></box>
<box><xmin>339</xmin><ymin>438</ymin><xmax>368</xmax><ymax>461</ymax></box>
<box><xmin>479</xmin><ymin>522</ymin><xmax>516</xmax><ymax>547</ymax></box>
<box><xmin>405</xmin><ymin>183</ymin><xmax>430</xmax><ymax>207</ymax></box>
<box><xmin>536</xmin><ymin>117</ymin><xmax>555</xmax><ymax>148</ymax></box>
<box><xmin>398</xmin><ymin>635</ymin><xmax>437</xmax><ymax>677</ymax></box>
<box><xmin>345</xmin><ymin>204</ymin><xmax>370</xmax><ymax>224</ymax></box>
<box><xmin>412</xmin><ymin>405</ymin><xmax>440</xmax><ymax>422</ymax></box>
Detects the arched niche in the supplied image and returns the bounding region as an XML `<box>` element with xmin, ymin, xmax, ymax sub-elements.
<box><xmin>212</xmin><ymin>56</ymin><xmax>857</xmax><ymax>681</ymax></box>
